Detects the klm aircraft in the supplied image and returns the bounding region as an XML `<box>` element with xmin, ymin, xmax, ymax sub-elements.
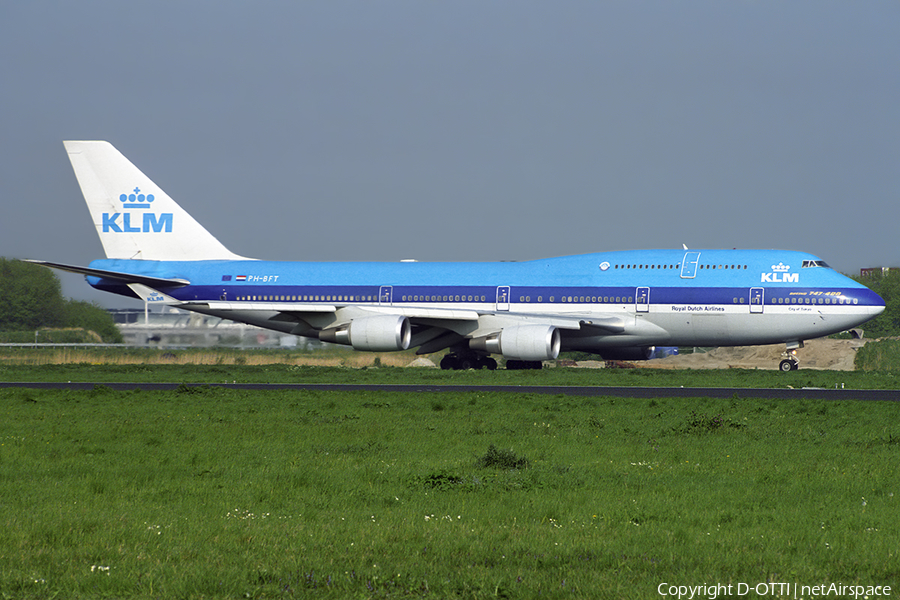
<box><xmin>29</xmin><ymin>141</ymin><xmax>885</xmax><ymax>371</ymax></box>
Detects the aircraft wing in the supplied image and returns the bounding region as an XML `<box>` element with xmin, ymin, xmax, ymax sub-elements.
<box><xmin>199</xmin><ymin>301</ymin><xmax>624</xmax><ymax>335</ymax></box>
<box><xmin>23</xmin><ymin>259</ymin><xmax>190</xmax><ymax>288</ymax></box>
<box><xmin>28</xmin><ymin>253</ymin><xmax>635</xmax><ymax>358</ymax></box>
<box><xmin>192</xmin><ymin>300</ymin><xmax>629</xmax><ymax>355</ymax></box>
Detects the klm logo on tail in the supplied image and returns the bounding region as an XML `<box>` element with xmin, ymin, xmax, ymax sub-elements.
<box><xmin>102</xmin><ymin>187</ymin><xmax>173</xmax><ymax>233</ymax></box>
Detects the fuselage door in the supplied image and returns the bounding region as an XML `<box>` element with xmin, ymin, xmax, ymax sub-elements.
<box><xmin>379</xmin><ymin>285</ymin><xmax>393</xmax><ymax>306</ymax></box>
<box><xmin>496</xmin><ymin>286</ymin><xmax>510</xmax><ymax>311</ymax></box>
<box><xmin>635</xmin><ymin>286</ymin><xmax>650</xmax><ymax>313</ymax></box>
<box><xmin>681</xmin><ymin>252</ymin><xmax>701</xmax><ymax>278</ymax></box>
<box><xmin>749</xmin><ymin>287</ymin><xmax>764</xmax><ymax>313</ymax></box>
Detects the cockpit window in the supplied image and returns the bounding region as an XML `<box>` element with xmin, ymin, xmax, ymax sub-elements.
<box><xmin>802</xmin><ymin>260</ymin><xmax>830</xmax><ymax>268</ymax></box>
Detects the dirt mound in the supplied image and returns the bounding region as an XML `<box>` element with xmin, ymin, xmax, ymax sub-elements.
<box><xmin>406</xmin><ymin>357</ymin><xmax>437</xmax><ymax>368</ymax></box>
<box><xmin>640</xmin><ymin>337</ymin><xmax>869</xmax><ymax>371</ymax></box>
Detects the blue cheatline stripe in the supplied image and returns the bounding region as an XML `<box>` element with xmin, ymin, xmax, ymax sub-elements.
<box><xmin>164</xmin><ymin>285</ymin><xmax>876</xmax><ymax>306</ymax></box>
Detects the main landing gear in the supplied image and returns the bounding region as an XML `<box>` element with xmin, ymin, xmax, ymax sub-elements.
<box><xmin>439</xmin><ymin>353</ymin><xmax>544</xmax><ymax>370</ymax></box>
<box><xmin>779</xmin><ymin>342</ymin><xmax>804</xmax><ymax>371</ymax></box>
<box><xmin>438</xmin><ymin>343</ymin><xmax>544</xmax><ymax>371</ymax></box>
<box><xmin>440</xmin><ymin>352</ymin><xmax>498</xmax><ymax>371</ymax></box>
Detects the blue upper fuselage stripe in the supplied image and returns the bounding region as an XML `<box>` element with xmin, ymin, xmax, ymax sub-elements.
<box><xmin>86</xmin><ymin>249</ymin><xmax>884</xmax><ymax>307</ymax></box>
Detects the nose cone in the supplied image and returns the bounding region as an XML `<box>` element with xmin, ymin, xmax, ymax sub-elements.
<box><xmin>865</xmin><ymin>287</ymin><xmax>886</xmax><ymax>309</ymax></box>
<box><xmin>858</xmin><ymin>287</ymin><xmax>886</xmax><ymax>321</ymax></box>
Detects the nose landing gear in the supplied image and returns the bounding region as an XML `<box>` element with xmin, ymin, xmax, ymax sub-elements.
<box><xmin>779</xmin><ymin>342</ymin><xmax>803</xmax><ymax>371</ymax></box>
<box><xmin>779</xmin><ymin>355</ymin><xmax>799</xmax><ymax>371</ymax></box>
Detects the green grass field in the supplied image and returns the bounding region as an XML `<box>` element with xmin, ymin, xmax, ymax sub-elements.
<box><xmin>3</xmin><ymin>360</ymin><xmax>900</xmax><ymax>390</ymax></box>
<box><xmin>1</xmin><ymin>381</ymin><xmax>898</xmax><ymax>599</ymax></box>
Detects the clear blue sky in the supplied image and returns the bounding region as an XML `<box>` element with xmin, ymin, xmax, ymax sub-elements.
<box><xmin>2</xmin><ymin>1</ymin><xmax>898</xmax><ymax>306</ymax></box>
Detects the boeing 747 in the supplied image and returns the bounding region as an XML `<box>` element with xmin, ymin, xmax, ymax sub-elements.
<box><xmin>28</xmin><ymin>141</ymin><xmax>885</xmax><ymax>370</ymax></box>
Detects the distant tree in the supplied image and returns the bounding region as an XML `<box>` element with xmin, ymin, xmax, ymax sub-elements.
<box><xmin>0</xmin><ymin>258</ymin><xmax>123</xmax><ymax>343</ymax></box>
<box><xmin>853</xmin><ymin>270</ymin><xmax>900</xmax><ymax>338</ymax></box>
<box><xmin>0</xmin><ymin>258</ymin><xmax>66</xmax><ymax>329</ymax></box>
<box><xmin>63</xmin><ymin>299</ymin><xmax>124</xmax><ymax>344</ymax></box>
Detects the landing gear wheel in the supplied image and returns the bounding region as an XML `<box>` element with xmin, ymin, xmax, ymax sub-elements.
<box><xmin>779</xmin><ymin>358</ymin><xmax>799</xmax><ymax>372</ymax></box>
<box><xmin>440</xmin><ymin>352</ymin><xmax>497</xmax><ymax>371</ymax></box>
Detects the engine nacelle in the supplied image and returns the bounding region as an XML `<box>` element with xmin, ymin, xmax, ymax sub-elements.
<box><xmin>320</xmin><ymin>315</ymin><xmax>411</xmax><ymax>351</ymax></box>
<box><xmin>471</xmin><ymin>325</ymin><xmax>561</xmax><ymax>361</ymax></box>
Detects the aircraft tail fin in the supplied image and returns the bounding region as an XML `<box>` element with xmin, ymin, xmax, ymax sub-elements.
<box><xmin>64</xmin><ymin>141</ymin><xmax>251</xmax><ymax>261</ymax></box>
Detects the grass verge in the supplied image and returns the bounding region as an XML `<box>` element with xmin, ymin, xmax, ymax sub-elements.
<box><xmin>1</xmin><ymin>387</ymin><xmax>897</xmax><ymax>598</ymax></box>
<box><xmin>2</xmin><ymin>349</ymin><xmax>900</xmax><ymax>388</ymax></box>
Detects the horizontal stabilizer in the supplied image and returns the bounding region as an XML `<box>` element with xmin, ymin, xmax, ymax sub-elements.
<box><xmin>23</xmin><ymin>259</ymin><xmax>190</xmax><ymax>288</ymax></box>
<box><xmin>127</xmin><ymin>283</ymin><xmax>183</xmax><ymax>305</ymax></box>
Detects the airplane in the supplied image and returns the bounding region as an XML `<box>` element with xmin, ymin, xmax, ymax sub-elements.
<box><xmin>27</xmin><ymin>141</ymin><xmax>885</xmax><ymax>371</ymax></box>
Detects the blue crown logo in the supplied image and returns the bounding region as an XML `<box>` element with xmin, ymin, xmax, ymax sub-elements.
<box><xmin>119</xmin><ymin>187</ymin><xmax>155</xmax><ymax>207</ymax></box>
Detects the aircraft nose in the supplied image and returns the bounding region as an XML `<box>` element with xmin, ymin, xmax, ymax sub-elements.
<box><xmin>865</xmin><ymin>289</ymin><xmax>886</xmax><ymax>316</ymax></box>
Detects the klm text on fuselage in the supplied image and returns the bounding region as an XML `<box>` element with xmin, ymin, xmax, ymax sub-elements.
<box><xmin>761</xmin><ymin>272</ymin><xmax>799</xmax><ymax>283</ymax></box>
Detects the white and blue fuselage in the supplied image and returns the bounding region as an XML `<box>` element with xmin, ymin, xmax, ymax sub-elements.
<box><xmin>30</xmin><ymin>141</ymin><xmax>884</xmax><ymax>369</ymax></box>
<box><xmin>86</xmin><ymin>248</ymin><xmax>882</xmax><ymax>355</ymax></box>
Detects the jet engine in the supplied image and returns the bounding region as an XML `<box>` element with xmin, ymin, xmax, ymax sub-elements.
<box><xmin>319</xmin><ymin>315</ymin><xmax>412</xmax><ymax>351</ymax></box>
<box><xmin>470</xmin><ymin>325</ymin><xmax>561</xmax><ymax>361</ymax></box>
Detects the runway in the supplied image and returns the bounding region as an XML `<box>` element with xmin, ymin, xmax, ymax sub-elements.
<box><xmin>1</xmin><ymin>381</ymin><xmax>898</xmax><ymax>401</ymax></box>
